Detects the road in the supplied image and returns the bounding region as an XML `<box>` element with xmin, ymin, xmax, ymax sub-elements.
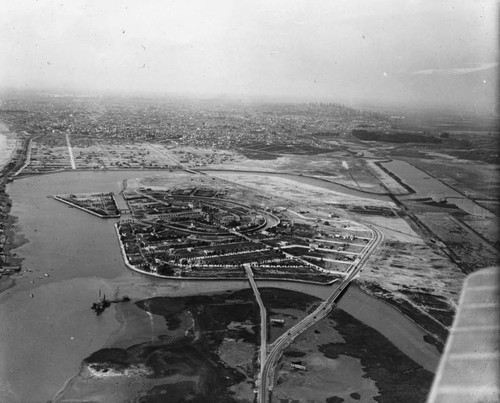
<box><xmin>12</xmin><ymin>133</ymin><xmax>41</xmax><ymax>177</ymax></box>
<box><xmin>244</xmin><ymin>263</ymin><xmax>267</xmax><ymax>390</ymax></box>
<box><xmin>145</xmin><ymin>143</ymin><xmax>199</xmax><ymax>174</ymax></box>
<box><xmin>258</xmin><ymin>224</ymin><xmax>383</xmax><ymax>403</ymax></box>
<box><xmin>65</xmin><ymin>133</ymin><xmax>76</xmax><ymax>169</ymax></box>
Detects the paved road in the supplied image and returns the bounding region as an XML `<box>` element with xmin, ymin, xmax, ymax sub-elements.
<box><xmin>258</xmin><ymin>224</ymin><xmax>384</xmax><ymax>403</ymax></box>
<box><xmin>65</xmin><ymin>133</ymin><xmax>76</xmax><ymax>169</ymax></box>
<box><xmin>244</xmin><ymin>263</ymin><xmax>267</xmax><ymax>389</ymax></box>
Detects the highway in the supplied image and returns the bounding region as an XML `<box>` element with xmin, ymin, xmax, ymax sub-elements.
<box><xmin>258</xmin><ymin>224</ymin><xmax>383</xmax><ymax>403</ymax></box>
<box><xmin>244</xmin><ymin>263</ymin><xmax>267</xmax><ymax>390</ymax></box>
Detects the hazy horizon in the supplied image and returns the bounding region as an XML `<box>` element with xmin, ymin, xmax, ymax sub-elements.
<box><xmin>1</xmin><ymin>0</ymin><xmax>498</xmax><ymax>113</ymax></box>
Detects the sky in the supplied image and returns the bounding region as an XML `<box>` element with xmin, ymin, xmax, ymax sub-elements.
<box><xmin>0</xmin><ymin>0</ymin><xmax>498</xmax><ymax>112</ymax></box>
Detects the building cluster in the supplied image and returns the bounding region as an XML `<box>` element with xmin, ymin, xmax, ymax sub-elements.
<box><xmin>114</xmin><ymin>185</ymin><xmax>368</xmax><ymax>283</ymax></box>
<box><xmin>0</xmin><ymin>96</ymin><xmax>388</xmax><ymax>155</ymax></box>
<box><xmin>55</xmin><ymin>192</ymin><xmax>120</xmax><ymax>218</ymax></box>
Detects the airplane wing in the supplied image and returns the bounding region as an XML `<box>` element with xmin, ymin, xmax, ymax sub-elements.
<box><xmin>426</xmin><ymin>266</ymin><xmax>499</xmax><ymax>403</ymax></box>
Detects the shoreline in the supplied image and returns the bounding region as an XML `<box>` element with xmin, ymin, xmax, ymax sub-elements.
<box><xmin>1</xmin><ymin>151</ymin><xmax>443</xmax><ymax>399</ymax></box>
<box><xmin>3</xmin><ymin>144</ymin><xmax>446</xmax><ymax>323</ymax></box>
<box><xmin>2</xmin><ymin>213</ymin><xmax>29</xmax><ymax>259</ymax></box>
<box><xmin>358</xmin><ymin>281</ymin><xmax>446</xmax><ymax>351</ymax></box>
<box><xmin>113</xmin><ymin>223</ymin><xmax>339</xmax><ymax>286</ymax></box>
<box><xmin>51</xmin><ymin>282</ymin><xmax>440</xmax><ymax>402</ymax></box>
<box><xmin>5</xmin><ymin>162</ymin><xmax>445</xmax><ymax>351</ymax></box>
<box><xmin>0</xmin><ymin>122</ymin><xmax>29</xmax><ymax>285</ymax></box>
<box><xmin>53</xmin><ymin>195</ymin><xmax>120</xmax><ymax>219</ymax></box>
<box><xmin>113</xmin><ymin>221</ymin><xmax>440</xmax><ymax>370</ymax></box>
<box><xmin>0</xmin><ymin>131</ymin><xmax>19</xmax><ymax>172</ymax></box>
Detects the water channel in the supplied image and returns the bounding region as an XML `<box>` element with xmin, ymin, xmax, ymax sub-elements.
<box><xmin>382</xmin><ymin>160</ymin><xmax>493</xmax><ymax>216</ymax></box>
<box><xmin>0</xmin><ymin>170</ymin><xmax>439</xmax><ymax>402</ymax></box>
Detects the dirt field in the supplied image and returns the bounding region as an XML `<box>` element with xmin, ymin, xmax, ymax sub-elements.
<box><xmin>359</xmin><ymin>237</ymin><xmax>464</xmax><ymax>343</ymax></box>
<box><xmin>207</xmin><ymin>172</ymin><xmax>394</xmax><ymax>208</ymax></box>
<box><xmin>206</xmin><ymin>152</ymin><xmax>399</xmax><ymax>194</ymax></box>
<box><xmin>350</xmin><ymin>215</ymin><xmax>423</xmax><ymax>243</ymax></box>
<box><xmin>417</xmin><ymin>212</ymin><xmax>499</xmax><ymax>271</ymax></box>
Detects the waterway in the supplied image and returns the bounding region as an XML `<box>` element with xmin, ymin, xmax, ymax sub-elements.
<box><xmin>0</xmin><ymin>170</ymin><xmax>439</xmax><ymax>402</ymax></box>
<box><xmin>382</xmin><ymin>160</ymin><xmax>493</xmax><ymax>216</ymax></box>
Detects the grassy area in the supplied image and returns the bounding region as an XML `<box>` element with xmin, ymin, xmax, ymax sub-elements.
<box><xmin>320</xmin><ymin>307</ymin><xmax>434</xmax><ymax>403</ymax></box>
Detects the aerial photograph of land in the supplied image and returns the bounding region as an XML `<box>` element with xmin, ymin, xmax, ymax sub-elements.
<box><xmin>0</xmin><ymin>1</ymin><xmax>498</xmax><ymax>403</ymax></box>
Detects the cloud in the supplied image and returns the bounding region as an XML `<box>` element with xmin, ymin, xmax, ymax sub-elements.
<box><xmin>411</xmin><ymin>62</ymin><xmax>498</xmax><ymax>75</ymax></box>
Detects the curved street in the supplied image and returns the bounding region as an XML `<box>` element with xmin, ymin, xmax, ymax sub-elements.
<box><xmin>257</xmin><ymin>224</ymin><xmax>384</xmax><ymax>403</ymax></box>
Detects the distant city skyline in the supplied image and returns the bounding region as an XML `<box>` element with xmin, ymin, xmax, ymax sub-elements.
<box><xmin>1</xmin><ymin>0</ymin><xmax>498</xmax><ymax>113</ymax></box>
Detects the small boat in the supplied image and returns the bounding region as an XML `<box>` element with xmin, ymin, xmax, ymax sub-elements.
<box><xmin>91</xmin><ymin>289</ymin><xmax>111</xmax><ymax>315</ymax></box>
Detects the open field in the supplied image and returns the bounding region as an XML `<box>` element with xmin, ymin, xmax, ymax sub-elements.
<box><xmin>24</xmin><ymin>143</ymin><xmax>71</xmax><ymax>173</ymax></box>
<box><xmin>274</xmin><ymin>306</ymin><xmax>434</xmax><ymax>403</ymax></box>
<box><xmin>359</xmin><ymin>237</ymin><xmax>464</xmax><ymax>344</ymax></box>
<box><xmin>207</xmin><ymin>153</ymin><xmax>395</xmax><ymax>194</ymax></box>
<box><xmin>411</xmin><ymin>159</ymin><xmax>500</xmax><ymax>201</ymax></box>
<box><xmin>416</xmin><ymin>212</ymin><xmax>499</xmax><ymax>271</ymax></box>
<box><xmin>461</xmin><ymin>215</ymin><xmax>499</xmax><ymax>246</ymax></box>
<box><xmin>354</xmin><ymin>215</ymin><xmax>422</xmax><ymax>243</ymax></box>
<box><xmin>20</xmin><ymin>134</ymin><xmax>245</xmax><ymax>173</ymax></box>
<box><xmin>206</xmin><ymin>172</ymin><xmax>394</xmax><ymax>208</ymax></box>
<box><xmin>350</xmin><ymin>127</ymin><xmax>499</xmax><ymax>164</ymax></box>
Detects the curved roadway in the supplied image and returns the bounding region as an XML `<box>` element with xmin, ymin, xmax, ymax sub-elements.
<box><xmin>258</xmin><ymin>224</ymin><xmax>384</xmax><ymax>403</ymax></box>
